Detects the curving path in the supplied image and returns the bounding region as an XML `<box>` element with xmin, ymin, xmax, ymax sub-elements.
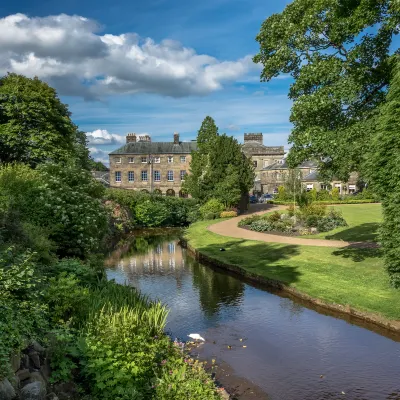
<box><xmin>208</xmin><ymin>204</ymin><xmax>378</xmax><ymax>248</ymax></box>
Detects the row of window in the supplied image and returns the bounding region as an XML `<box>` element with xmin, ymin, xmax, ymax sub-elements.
<box><xmin>115</xmin><ymin>156</ymin><xmax>186</xmax><ymax>164</ymax></box>
<box><xmin>115</xmin><ymin>170</ymin><xmax>187</xmax><ymax>183</ymax></box>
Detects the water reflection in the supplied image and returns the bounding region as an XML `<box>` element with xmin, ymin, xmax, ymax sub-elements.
<box><xmin>105</xmin><ymin>231</ymin><xmax>400</xmax><ymax>400</ymax></box>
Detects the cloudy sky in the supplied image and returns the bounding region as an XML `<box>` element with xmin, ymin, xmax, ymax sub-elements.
<box><xmin>0</xmin><ymin>0</ymin><xmax>294</xmax><ymax>164</ymax></box>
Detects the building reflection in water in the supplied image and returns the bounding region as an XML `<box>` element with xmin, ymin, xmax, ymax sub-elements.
<box><xmin>105</xmin><ymin>234</ymin><xmax>244</xmax><ymax>317</ymax></box>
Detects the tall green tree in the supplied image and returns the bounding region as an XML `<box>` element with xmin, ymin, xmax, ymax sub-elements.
<box><xmin>0</xmin><ymin>73</ymin><xmax>88</xmax><ymax>167</ymax></box>
<box><xmin>367</xmin><ymin>58</ymin><xmax>400</xmax><ymax>287</ymax></box>
<box><xmin>184</xmin><ymin>116</ymin><xmax>219</xmax><ymax>200</ymax></box>
<box><xmin>254</xmin><ymin>0</ymin><xmax>399</xmax><ymax>180</ymax></box>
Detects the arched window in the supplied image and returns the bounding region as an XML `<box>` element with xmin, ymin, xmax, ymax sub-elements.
<box><xmin>153</xmin><ymin>189</ymin><xmax>162</xmax><ymax>195</ymax></box>
<box><xmin>166</xmin><ymin>189</ymin><xmax>175</xmax><ymax>197</ymax></box>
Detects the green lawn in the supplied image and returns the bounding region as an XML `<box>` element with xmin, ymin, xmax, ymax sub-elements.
<box><xmin>305</xmin><ymin>204</ymin><xmax>382</xmax><ymax>242</ymax></box>
<box><xmin>185</xmin><ymin>219</ymin><xmax>400</xmax><ymax>321</ymax></box>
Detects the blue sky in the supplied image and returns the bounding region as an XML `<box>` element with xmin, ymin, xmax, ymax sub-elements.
<box><xmin>0</xmin><ymin>0</ymin><xmax>294</xmax><ymax>163</ymax></box>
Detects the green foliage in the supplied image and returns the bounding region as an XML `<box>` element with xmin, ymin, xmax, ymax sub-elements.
<box><xmin>0</xmin><ymin>74</ymin><xmax>87</xmax><ymax>167</ymax></box>
<box><xmin>316</xmin><ymin>210</ymin><xmax>348</xmax><ymax>232</ymax></box>
<box><xmin>105</xmin><ymin>189</ymin><xmax>199</xmax><ymax>228</ymax></box>
<box><xmin>276</xmin><ymin>186</ymin><xmax>286</xmax><ymax>201</ymax></box>
<box><xmin>331</xmin><ymin>187</ymin><xmax>340</xmax><ymax>201</ymax></box>
<box><xmin>135</xmin><ymin>200</ymin><xmax>169</xmax><ymax>227</ymax></box>
<box><xmin>309</xmin><ymin>188</ymin><xmax>318</xmax><ymax>202</ymax></box>
<box><xmin>367</xmin><ymin>58</ymin><xmax>400</xmax><ymax>287</ymax></box>
<box><xmin>184</xmin><ymin>117</ymin><xmax>254</xmax><ymax>204</ymax></box>
<box><xmin>88</xmin><ymin>160</ymin><xmax>109</xmax><ymax>171</ymax></box>
<box><xmin>317</xmin><ymin>190</ymin><xmax>331</xmax><ymax>201</ymax></box>
<box><xmin>254</xmin><ymin>0</ymin><xmax>398</xmax><ymax>180</ymax></box>
<box><xmin>199</xmin><ymin>199</ymin><xmax>224</xmax><ymax>219</ymax></box>
<box><xmin>238</xmin><ymin>215</ymin><xmax>262</xmax><ymax>227</ymax></box>
<box><xmin>296</xmin><ymin>191</ymin><xmax>311</xmax><ymax>208</ymax></box>
<box><xmin>283</xmin><ymin>169</ymin><xmax>302</xmax><ymax>198</ymax></box>
<box><xmin>0</xmin><ymin>248</ymin><xmax>48</xmax><ymax>379</ymax></box>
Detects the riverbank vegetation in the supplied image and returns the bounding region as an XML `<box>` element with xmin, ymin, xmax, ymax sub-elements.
<box><xmin>0</xmin><ymin>74</ymin><xmax>219</xmax><ymax>399</ymax></box>
<box><xmin>185</xmin><ymin>220</ymin><xmax>400</xmax><ymax>321</ymax></box>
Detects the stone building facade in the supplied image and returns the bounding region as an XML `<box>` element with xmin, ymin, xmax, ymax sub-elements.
<box><xmin>109</xmin><ymin>133</ymin><xmax>197</xmax><ymax>197</ymax></box>
<box><xmin>241</xmin><ymin>133</ymin><xmax>285</xmax><ymax>193</ymax></box>
<box><xmin>261</xmin><ymin>161</ymin><xmax>359</xmax><ymax>194</ymax></box>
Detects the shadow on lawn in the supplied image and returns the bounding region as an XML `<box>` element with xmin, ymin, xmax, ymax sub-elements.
<box><xmin>198</xmin><ymin>240</ymin><xmax>301</xmax><ymax>285</ymax></box>
<box><xmin>332</xmin><ymin>245</ymin><xmax>383</xmax><ymax>262</ymax></box>
<box><xmin>326</xmin><ymin>222</ymin><xmax>380</xmax><ymax>242</ymax></box>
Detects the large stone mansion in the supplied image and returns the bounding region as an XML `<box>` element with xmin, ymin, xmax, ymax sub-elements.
<box><xmin>109</xmin><ymin>133</ymin><xmax>196</xmax><ymax>197</ymax></box>
<box><xmin>108</xmin><ymin>132</ymin><xmax>358</xmax><ymax>196</ymax></box>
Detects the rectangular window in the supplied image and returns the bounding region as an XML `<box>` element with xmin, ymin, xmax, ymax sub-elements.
<box><xmin>168</xmin><ymin>156</ymin><xmax>173</xmax><ymax>163</ymax></box>
<box><xmin>128</xmin><ymin>157</ymin><xmax>135</xmax><ymax>163</ymax></box>
<box><xmin>180</xmin><ymin>156</ymin><xmax>186</xmax><ymax>163</ymax></box>
<box><xmin>167</xmin><ymin>170</ymin><xmax>174</xmax><ymax>181</ymax></box>
<box><xmin>154</xmin><ymin>170</ymin><xmax>161</xmax><ymax>182</ymax></box>
<box><xmin>141</xmin><ymin>170</ymin><xmax>148</xmax><ymax>181</ymax></box>
<box><xmin>128</xmin><ymin>171</ymin><xmax>134</xmax><ymax>182</ymax></box>
<box><xmin>253</xmin><ymin>161</ymin><xmax>258</xmax><ymax>168</ymax></box>
<box><xmin>115</xmin><ymin>171</ymin><xmax>121</xmax><ymax>182</ymax></box>
<box><xmin>154</xmin><ymin>157</ymin><xmax>160</xmax><ymax>163</ymax></box>
<box><xmin>180</xmin><ymin>170</ymin><xmax>186</xmax><ymax>181</ymax></box>
<box><xmin>141</xmin><ymin>156</ymin><xmax>147</xmax><ymax>163</ymax></box>
<box><xmin>320</xmin><ymin>184</ymin><xmax>328</xmax><ymax>190</ymax></box>
<box><xmin>115</xmin><ymin>157</ymin><xmax>121</xmax><ymax>164</ymax></box>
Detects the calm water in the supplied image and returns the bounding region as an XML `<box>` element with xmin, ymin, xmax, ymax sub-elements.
<box><xmin>105</xmin><ymin>231</ymin><xmax>400</xmax><ymax>400</ymax></box>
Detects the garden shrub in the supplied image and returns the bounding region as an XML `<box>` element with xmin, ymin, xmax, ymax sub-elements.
<box><xmin>317</xmin><ymin>190</ymin><xmax>331</xmax><ymax>201</ymax></box>
<box><xmin>220</xmin><ymin>211</ymin><xmax>238</xmax><ymax>218</ymax></box>
<box><xmin>305</xmin><ymin>215</ymin><xmax>319</xmax><ymax>228</ymax></box>
<box><xmin>248</xmin><ymin>220</ymin><xmax>274</xmax><ymax>232</ymax></box>
<box><xmin>238</xmin><ymin>215</ymin><xmax>262</xmax><ymax>227</ymax></box>
<box><xmin>135</xmin><ymin>200</ymin><xmax>169</xmax><ymax>227</ymax></box>
<box><xmin>331</xmin><ymin>187</ymin><xmax>340</xmax><ymax>200</ymax></box>
<box><xmin>266</xmin><ymin>211</ymin><xmax>281</xmax><ymax>222</ymax></box>
<box><xmin>287</xmin><ymin>204</ymin><xmax>295</xmax><ymax>217</ymax></box>
<box><xmin>316</xmin><ymin>210</ymin><xmax>347</xmax><ymax>232</ymax></box>
<box><xmin>199</xmin><ymin>199</ymin><xmax>224</xmax><ymax>219</ymax></box>
<box><xmin>276</xmin><ymin>186</ymin><xmax>287</xmax><ymax>200</ymax></box>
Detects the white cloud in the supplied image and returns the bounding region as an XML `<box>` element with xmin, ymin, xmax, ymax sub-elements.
<box><xmin>86</xmin><ymin>129</ymin><xmax>125</xmax><ymax>145</ymax></box>
<box><xmin>0</xmin><ymin>13</ymin><xmax>257</xmax><ymax>99</ymax></box>
<box><xmin>89</xmin><ymin>147</ymin><xmax>109</xmax><ymax>164</ymax></box>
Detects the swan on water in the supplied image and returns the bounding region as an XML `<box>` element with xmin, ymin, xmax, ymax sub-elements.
<box><xmin>188</xmin><ymin>333</ymin><xmax>205</xmax><ymax>341</ymax></box>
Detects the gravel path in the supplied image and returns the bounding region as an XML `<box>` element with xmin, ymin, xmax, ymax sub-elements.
<box><xmin>207</xmin><ymin>204</ymin><xmax>378</xmax><ymax>249</ymax></box>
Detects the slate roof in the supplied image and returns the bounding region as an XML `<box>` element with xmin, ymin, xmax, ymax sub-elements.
<box><xmin>109</xmin><ymin>141</ymin><xmax>198</xmax><ymax>155</ymax></box>
<box><xmin>303</xmin><ymin>170</ymin><xmax>319</xmax><ymax>181</ymax></box>
<box><xmin>262</xmin><ymin>160</ymin><xmax>318</xmax><ymax>171</ymax></box>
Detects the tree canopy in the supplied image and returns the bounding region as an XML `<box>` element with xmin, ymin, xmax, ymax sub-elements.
<box><xmin>367</xmin><ymin>57</ymin><xmax>400</xmax><ymax>287</ymax></box>
<box><xmin>184</xmin><ymin>116</ymin><xmax>254</xmax><ymax>206</ymax></box>
<box><xmin>254</xmin><ymin>0</ymin><xmax>400</xmax><ymax>180</ymax></box>
<box><xmin>0</xmin><ymin>73</ymin><xmax>89</xmax><ymax>168</ymax></box>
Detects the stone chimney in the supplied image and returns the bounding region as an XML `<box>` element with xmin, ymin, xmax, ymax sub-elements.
<box><xmin>173</xmin><ymin>132</ymin><xmax>180</xmax><ymax>144</ymax></box>
<box><xmin>244</xmin><ymin>133</ymin><xmax>263</xmax><ymax>144</ymax></box>
<box><xmin>139</xmin><ymin>134</ymin><xmax>151</xmax><ymax>142</ymax></box>
<box><xmin>126</xmin><ymin>133</ymin><xmax>137</xmax><ymax>143</ymax></box>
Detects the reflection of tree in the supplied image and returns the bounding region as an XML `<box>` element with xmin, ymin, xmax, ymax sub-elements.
<box><xmin>190</xmin><ymin>261</ymin><xmax>245</xmax><ymax>317</ymax></box>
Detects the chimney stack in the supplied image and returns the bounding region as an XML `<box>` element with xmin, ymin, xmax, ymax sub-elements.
<box><xmin>126</xmin><ymin>133</ymin><xmax>137</xmax><ymax>143</ymax></box>
<box><xmin>173</xmin><ymin>132</ymin><xmax>180</xmax><ymax>144</ymax></box>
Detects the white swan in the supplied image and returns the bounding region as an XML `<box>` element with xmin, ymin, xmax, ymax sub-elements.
<box><xmin>188</xmin><ymin>333</ymin><xmax>205</xmax><ymax>342</ymax></box>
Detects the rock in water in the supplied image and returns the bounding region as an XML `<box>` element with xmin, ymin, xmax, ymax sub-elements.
<box><xmin>20</xmin><ymin>381</ymin><xmax>46</xmax><ymax>400</ymax></box>
<box><xmin>0</xmin><ymin>378</ymin><xmax>16</xmax><ymax>400</ymax></box>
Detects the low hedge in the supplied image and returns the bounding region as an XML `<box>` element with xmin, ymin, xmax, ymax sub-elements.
<box><xmin>267</xmin><ymin>199</ymin><xmax>378</xmax><ymax>205</ymax></box>
<box><xmin>220</xmin><ymin>211</ymin><xmax>238</xmax><ymax>218</ymax></box>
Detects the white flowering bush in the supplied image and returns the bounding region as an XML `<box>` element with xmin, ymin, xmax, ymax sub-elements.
<box><xmin>0</xmin><ymin>163</ymin><xmax>108</xmax><ymax>258</ymax></box>
<box><xmin>35</xmin><ymin>163</ymin><xmax>108</xmax><ymax>258</ymax></box>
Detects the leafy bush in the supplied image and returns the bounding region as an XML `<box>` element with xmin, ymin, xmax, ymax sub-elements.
<box><xmin>199</xmin><ymin>199</ymin><xmax>224</xmax><ymax>219</ymax></box>
<box><xmin>135</xmin><ymin>200</ymin><xmax>169</xmax><ymax>227</ymax></box>
<box><xmin>220</xmin><ymin>211</ymin><xmax>238</xmax><ymax>218</ymax></box>
<box><xmin>105</xmin><ymin>189</ymin><xmax>199</xmax><ymax>227</ymax></box>
<box><xmin>316</xmin><ymin>210</ymin><xmax>348</xmax><ymax>232</ymax></box>
<box><xmin>266</xmin><ymin>211</ymin><xmax>281</xmax><ymax>222</ymax></box>
<box><xmin>287</xmin><ymin>204</ymin><xmax>295</xmax><ymax>217</ymax></box>
<box><xmin>298</xmin><ymin>204</ymin><xmax>327</xmax><ymax>219</ymax></box>
<box><xmin>248</xmin><ymin>220</ymin><xmax>274</xmax><ymax>232</ymax></box>
<box><xmin>317</xmin><ymin>190</ymin><xmax>331</xmax><ymax>200</ymax></box>
<box><xmin>305</xmin><ymin>215</ymin><xmax>319</xmax><ymax>227</ymax></box>
<box><xmin>276</xmin><ymin>186</ymin><xmax>287</xmax><ymax>200</ymax></box>
<box><xmin>331</xmin><ymin>187</ymin><xmax>340</xmax><ymax>200</ymax></box>
<box><xmin>238</xmin><ymin>215</ymin><xmax>262</xmax><ymax>227</ymax></box>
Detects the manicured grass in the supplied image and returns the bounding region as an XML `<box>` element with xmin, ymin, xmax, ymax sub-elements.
<box><xmin>305</xmin><ymin>204</ymin><xmax>382</xmax><ymax>242</ymax></box>
<box><xmin>185</xmin><ymin>220</ymin><xmax>400</xmax><ymax>320</ymax></box>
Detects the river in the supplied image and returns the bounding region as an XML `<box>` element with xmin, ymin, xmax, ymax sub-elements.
<box><xmin>105</xmin><ymin>230</ymin><xmax>400</xmax><ymax>400</ymax></box>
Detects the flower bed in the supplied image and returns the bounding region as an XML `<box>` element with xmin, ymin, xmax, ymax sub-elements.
<box><xmin>239</xmin><ymin>206</ymin><xmax>348</xmax><ymax>236</ymax></box>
